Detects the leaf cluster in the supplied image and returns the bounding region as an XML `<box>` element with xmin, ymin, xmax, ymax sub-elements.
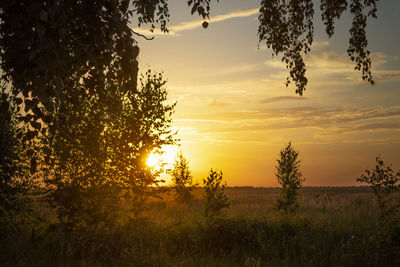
<box><xmin>357</xmin><ymin>157</ymin><xmax>400</xmax><ymax>213</ymax></box>
<box><xmin>41</xmin><ymin>70</ymin><xmax>176</xmax><ymax>226</ymax></box>
<box><xmin>258</xmin><ymin>0</ymin><xmax>378</xmax><ymax>95</ymax></box>
<box><xmin>275</xmin><ymin>142</ymin><xmax>304</xmax><ymax>215</ymax></box>
<box><xmin>171</xmin><ymin>152</ymin><xmax>195</xmax><ymax>203</ymax></box>
<box><xmin>0</xmin><ymin>89</ymin><xmax>33</xmax><ymax>212</ymax></box>
<box><xmin>203</xmin><ymin>169</ymin><xmax>230</xmax><ymax>221</ymax></box>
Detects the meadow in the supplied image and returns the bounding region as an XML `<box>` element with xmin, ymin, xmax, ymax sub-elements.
<box><xmin>2</xmin><ymin>186</ymin><xmax>400</xmax><ymax>266</ymax></box>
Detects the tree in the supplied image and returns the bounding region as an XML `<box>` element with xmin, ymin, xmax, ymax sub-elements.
<box><xmin>357</xmin><ymin>157</ymin><xmax>400</xmax><ymax>215</ymax></box>
<box><xmin>0</xmin><ymin>88</ymin><xmax>31</xmax><ymax>213</ymax></box>
<box><xmin>0</xmin><ymin>1</ymin><xmax>137</xmax><ymax>140</ymax></box>
<box><xmin>105</xmin><ymin>70</ymin><xmax>176</xmax><ymax>217</ymax></box>
<box><xmin>357</xmin><ymin>157</ymin><xmax>400</xmax><ymax>260</ymax></box>
<box><xmin>171</xmin><ymin>152</ymin><xmax>195</xmax><ymax>203</ymax></box>
<box><xmin>42</xmin><ymin>69</ymin><xmax>175</xmax><ymax>231</ymax></box>
<box><xmin>275</xmin><ymin>142</ymin><xmax>304</xmax><ymax>215</ymax></box>
<box><xmin>258</xmin><ymin>0</ymin><xmax>378</xmax><ymax>95</ymax></box>
<box><xmin>203</xmin><ymin>169</ymin><xmax>230</xmax><ymax>221</ymax></box>
<box><xmin>0</xmin><ymin>0</ymin><xmax>380</xmax><ymax>136</ymax></box>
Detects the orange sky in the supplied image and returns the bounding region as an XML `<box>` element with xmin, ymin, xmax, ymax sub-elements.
<box><xmin>135</xmin><ymin>1</ymin><xmax>400</xmax><ymax>186</ymax></box>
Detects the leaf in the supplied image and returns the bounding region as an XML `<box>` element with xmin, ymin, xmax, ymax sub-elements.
<box><xmin>40</xmin><ymin>10</ymin><xmax>48</xmax><ymax>22</ymax></box>
<box><xmin>31</xmin><ymin>121</ymin><xmax>42</xmax><ymax>131</ymax></box>
<box><xmin>191</xmin><ymin>2</ymin><xmax>199</xmax><ymax>15</ymax></box>
<box><xmin>25</xmin><ymin>130</ymin><xmax>37</xmax><ymax>141</ymax></box>
<box><xmin>54</xmin><ymin>76</ymin><xmax>64</xmax><ymax>89</ymax></box>
<box><xmin>15</xmin><ymin>97</ymin><xmax>23</xmax><ymax>105</ymax></box>
<box><xmin>27</xmin><ymin>149</ymin><xmax>34</xmax><ymax>157</ymax></box>
<box><xmin>32</xmin><ymin>106</ymin><xmax>45</xmax><ymax>118</ymax></box>
<box><xmin>30</xmin><ymin>157</ymin><xmax>37</xmax><ymax>175</ymax></box>
<box><xmin>24</xmin><ymin>99</ymin><xmax>32</xmax><ymax>112</ymax></box>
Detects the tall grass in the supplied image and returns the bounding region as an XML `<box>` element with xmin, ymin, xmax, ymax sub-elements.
<box><xmin>1</xmin><ymin>187</ymin><xmax>400</xmax><ymax>266</ymax></box>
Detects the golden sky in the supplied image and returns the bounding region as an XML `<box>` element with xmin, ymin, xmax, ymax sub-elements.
<box><xmin>135</xmin><ymin>0</ymin><xmax>400</xmax><ymax>187</ymax></box>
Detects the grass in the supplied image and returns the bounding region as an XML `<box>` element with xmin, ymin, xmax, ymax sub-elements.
<box><xmin>1</xmin><ymin>186</ymin><xmax>400</xmax><ymax>266</ymax></box>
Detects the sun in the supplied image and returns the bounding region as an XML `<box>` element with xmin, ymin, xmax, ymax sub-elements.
<box><xmin>146</xmin><ymin>145</ymin><xmax>179</xmax><ymax>172</ymax></box>
<box><xmin>146</xmin><ymin>153</ymin><xmax>161</xmax><ymax>168</ymax></box>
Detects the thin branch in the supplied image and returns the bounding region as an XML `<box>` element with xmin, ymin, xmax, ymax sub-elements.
<box><xmin>131</xmin><ymin>29</ymin><xmax>154</xmax><ymax>40</ymax></box>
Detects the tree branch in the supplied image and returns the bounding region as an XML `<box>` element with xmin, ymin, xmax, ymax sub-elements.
<box><xmin>131</xmin><ymin>29</ymin><xmax>154</xmax><ymax>40</ymax></box>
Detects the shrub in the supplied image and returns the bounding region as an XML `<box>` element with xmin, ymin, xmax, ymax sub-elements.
<box><xmin>171</xmin><ymin>152</ymin><xmax>195</xmax><ymax>203</ymax></box>
<box><xmin>357</xmin><ymin>156</ymin><xmax>400</xmax><ymax>261</ymax></box>
<box><xmin>275</xmin><ymin>142</ymin><xmax>304</xmax><ymax>215</ymax></box>
<box><xmin>357</xmin><ymin>156</ymin><xmax>400</xmax><ymax>214</ymax></box>
<box><xmin>203</xmin><ymin>169</ymin><xmax>230</xmax><ymax>222</ymax></box>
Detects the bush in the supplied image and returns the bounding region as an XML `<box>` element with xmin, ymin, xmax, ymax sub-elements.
<box><xmin>171</xmin><ymin>152</ymin><xmax>195</xmax><ymax>203</ymax></box>
<box><xmin>275</xmin><ymin>142</ymin><xmax>304</xmax><ymax>215</ymax></box>
<box><xmin>203</xmin><ymin>169</ymin><xmax>230</xmax><ymax>222</ymax></box>
<box><xmin>357</xmin><ymin>156</ymin><xmax>400</xmax><ymax>214</ymax></box>
<box><xmin>357</xmin><ymin>156</ymin><xmax>400</xmax><ymax>261</ymax></box>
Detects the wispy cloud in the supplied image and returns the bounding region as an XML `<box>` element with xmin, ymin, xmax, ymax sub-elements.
<box><xmin>177</xmin><ymin>106</ymin><xmax>400</xmax><ymax>133</ymax></box>
<box><xmin>132</xmin><ymin>8</ymin><xmax>258</xmax><ymax>36</ymax></box>
<box><xmin>260</xmin><ymin>96</ymin><xmax>308</xmax><ymax>104</ymax></box>
<box><xmin>335</xmin><ymin>123</ymin><xmax>400</xmax><ymax>134</ymax></box>
<box><xmin>209</xmin><ymin>98</ymin><xmax>230</xmax><ymax>107</ymax></box>
<box><xmin>216</xmin><ymin>64</ymin><xmax>262</xmax><ymax>76</ymax></box>
<box><xmin>262</xmin><ymin>41</ymin><xmax>400</xmax><ymax>84</ymax></box>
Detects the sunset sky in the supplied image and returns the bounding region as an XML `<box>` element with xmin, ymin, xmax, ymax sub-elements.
<box><xmin>134</xmin><ymin>0</ymin><xmax>400</xmax><ymax>187</ymax></box>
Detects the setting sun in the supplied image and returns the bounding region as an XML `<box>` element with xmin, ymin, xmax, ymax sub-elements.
<box><xmin>146</xmin><ymin>145</ymin><xmax>180</xmax><ymax>173</ymax></box>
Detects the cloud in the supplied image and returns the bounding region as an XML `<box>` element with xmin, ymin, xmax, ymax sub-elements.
<box><xmin>209</xmin><ymin>98</ymin><xmax>230</xmax><ymax>107</ymax></box>
<box><xmin>260</xmin><ymin>96</ymin><xmax>308</xmax><ymax>104</ymax></box>
<box><xmin>216</xmin><ymin>64</ymin><xmax>262</xmax><ymax>76</ymax></box>
<box><xmin>263</xmin><ymin>59</ymin><xmax>286</xmax><ymax>70</ymax></box>
<box><xmin>132</xmin><ymin>8</ymin><xmax>258</xmax><ymax>36</ymax></box>
<box><xmin>333</xmin><ymin>123</ymin><xmax>400</xmax><ymax>134</ymax></box>
<box><xmin>262</xmin><ymin>42</ymin><xmax>399</xmax><ymax>84</ymax></box>
<box><xmin>177</xmin><ymin>105</ymin><xmax>400</xmax><ymax>133</ymax></box>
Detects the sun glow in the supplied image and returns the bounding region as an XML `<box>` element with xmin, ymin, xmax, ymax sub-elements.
<box><xmin>146</xmin><ymin>145</ymin><xmax>179</xmax><ymax>174</ymax></box>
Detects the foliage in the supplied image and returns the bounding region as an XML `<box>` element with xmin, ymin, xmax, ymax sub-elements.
<box><xmin>1</xmin><ymin>187</ymin><xmax>400</xmax><ymax>266</ymax></box>
<box><xmin>275</xmin><ymin>142</ymin><xmax>304</xmax><ymax>215</ymax></box>
<box><xmin>171</xmin><ymin>152</ymin><xmax>196</xmax><ymax>203</ymax></box>
<box><xmin>103</xmin><ymin>70</ymin><xmax>176</xmax><ymax>217</ymax></box>
<box><xmin>0</xmin><ymin>88</ymin><xmax>32</xmax><ymax>213</ymax></box>
<box><xmin>357</xmin><ymin>157</ymin><xmax>400</xmax><ymax>260</ymax></box>
<box><xmin>0</xmin><ymin>0</ymin><xmax>216</xmax><ymax>141</ymax></box>
<box><xmin>203</xmin><ymin>169</ymin><xmax>230</xmax><ymax>221</ymax></box>
<box><xmin>357</xmin><ymin>157</ymin><xmax>400</xmax><ymax>213</ymax></box>
<box><xmin>42</xmin><ymin>69</ymin><xmax>175</xmax><ymax>229</ymax></box>
<box><xmin>0</xmin><ymin>1</ymin><xmax>380</xmax><ymax>134</ymax></box>
<box><xmin>258</xmin><ymin>0</ymin><xmax>378</xmax><ymax>95</ymax></box>
<box><xmin>0</xmin><ymin>1</ymin><xmax>132</xmax><ymax>141</ymax></box>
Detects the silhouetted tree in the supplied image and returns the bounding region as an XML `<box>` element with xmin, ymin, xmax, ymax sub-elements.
<box><xmin>203</xmin><ymin>169</ymin><xmax>230</xmax><ymax>222</ymax></box>
<box><xmin>357</xmin><ymin>157</ymin><xmax>400</xmax><ymax>215</ymax></box>
<box><xmin>0</xmin><ymin>89</ymin><xmax>31</xmax><ymax>214</ymax></box>
<box><xmin>258</xmin><ymin>0</ymin><xmax>377</xmax><ymax>95</ymax></box>
<box><xmin>42</xmin><ymin>70</ymin><xmax>175</xmax><ymax>233</ymax></box>
<box><xmin>275</xmin><ymin>142</ymin><xmax>304</xmax><ymax>215</ymax></box>
<box><xmin>357</xmin><ymin>157</ymin><xmax>400</xmax><ymax>260</ymax></box>
<box><xmin>171</xmin><ymin>152</ymin><xmax>195</xmax><ymax>203</ymax></box>
<box><xmin>0</xmin><ymin>1</ymin><xmax>380</xmax><ymax>134</ymax></box>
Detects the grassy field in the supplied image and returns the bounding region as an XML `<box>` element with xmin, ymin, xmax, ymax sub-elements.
<box><xmin>2</xmin><ymin>186</ymin><xmax>400</xmax><ymax>266</ymax></box>
<box><xmin>147</xmin><ymin>187</ymin><xmax>384</xmax><ymax>226</ymax></box>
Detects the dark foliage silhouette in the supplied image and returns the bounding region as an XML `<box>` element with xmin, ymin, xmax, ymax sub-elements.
<box><xmin>203</xmin><ymin>169</ymin><xmax>230</xmax><ymax>222</ymax></box>
<box><xmin>357</xmin><ymin>157</ymin><xmax>400</xmax><ymax>262</ymax></box>
<box><xmin>0</xmin><ymin>1</ymin><xmax>380</xmax><ymax>141</ymax></box>
<box><xmin>275</xmin><ymin>142</ymin><xmax>304</xmax><ymax>215</ymax></box>
<box><xmin>40</xmin><ymin>69</ymin><xmax>175</xmax><ymax>254</ymax></box>
<box><xmin>0</xmin><ymin>88</ymin><xmax>32</xmax><ymax>213</ymax></box>
<box><xmin>171</xmin><ymin>152</ymin><xmax>196</xmax><ymax>203</ymax></box>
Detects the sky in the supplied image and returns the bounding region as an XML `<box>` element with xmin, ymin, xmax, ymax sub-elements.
<box><xmin>133</xmin><ymin>0</ymin><xmax>400</xmax><ymax>187</ymax></box>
